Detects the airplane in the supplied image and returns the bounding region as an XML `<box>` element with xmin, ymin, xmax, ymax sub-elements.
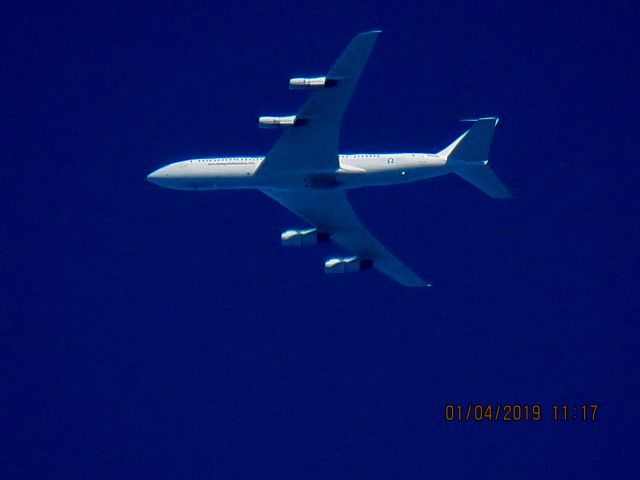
<box><xmin>147</xmin><ymin>30</ymin><xmax>511</xmax><ymax>287</ymax></box>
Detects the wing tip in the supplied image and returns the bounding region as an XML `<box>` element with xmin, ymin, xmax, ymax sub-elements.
<box><xmin>357</xmin><ymin>29</ymin><xmax>382</xmax><ymax>37</ymax></box>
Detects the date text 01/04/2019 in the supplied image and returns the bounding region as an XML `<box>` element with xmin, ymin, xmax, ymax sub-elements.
<box><xmin>444</xmin><ymin>404</ymin><xmax>599</xmax><ymax>422</ymax></box>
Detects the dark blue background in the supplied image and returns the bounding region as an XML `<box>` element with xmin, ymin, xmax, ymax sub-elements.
<box><xmin>3</xmin><ymin>1</ymin><xmax>638</xmax><ymax>478</ymax></box>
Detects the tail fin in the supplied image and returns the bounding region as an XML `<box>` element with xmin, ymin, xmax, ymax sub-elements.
<box><xmin>439</xmin><ymin>117</ymin><xmax>512</xmax><ymax>199</ymax></box>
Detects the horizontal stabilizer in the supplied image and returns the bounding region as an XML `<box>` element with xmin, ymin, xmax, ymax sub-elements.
<box><xmin>456</xmin><ymin>164</ymin><xmax>512</xmax><ymax>199</ymax></box>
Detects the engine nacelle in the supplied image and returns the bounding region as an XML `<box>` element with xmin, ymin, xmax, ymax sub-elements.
<box><xmin>258</xmin><ymin>115</ymin><xmax>308</xmax><ymax>128</ymax></box>
<box><xmin>324</xmin><ymin>256</ymin><xmax>374</xmax><ymax>274</ymax></box>
<box><xmin>281</xmin><ymin>228</ymin><xmax>329</xmax><ymax>246</ymax></box>
<box><xmin>289</xmin><ymin>76</ymin><xmax>339</xmax><ymax>89</ymax></box>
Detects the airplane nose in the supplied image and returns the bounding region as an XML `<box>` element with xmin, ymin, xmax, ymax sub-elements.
<box><xmin>146</xmin><ymin>169</ymin><xmax>163</xmax><ymax>185</ymax></box>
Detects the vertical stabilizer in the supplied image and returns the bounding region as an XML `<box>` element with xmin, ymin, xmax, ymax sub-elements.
<box><xmin>439</xmin><ymin>117</ymin><xmax>499</xmax><ymax>162</ymax></box>
<box><xmin>439</xmin><ymin>117</ymin><xmax>512</xmax><ymax>199</ymax></box>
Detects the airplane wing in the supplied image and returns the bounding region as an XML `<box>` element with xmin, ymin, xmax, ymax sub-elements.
<box><xmin>261</xmin><ymin>188</ymin><xmax>429</xmax><ymax>287</ymax></box>
<box><xmin>257</xmin><ymin>31</ymin><xmax>381</xmax><ymax>177</ymax></box>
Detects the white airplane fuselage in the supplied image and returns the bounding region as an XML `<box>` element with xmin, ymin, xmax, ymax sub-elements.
<box><xmin>147</xmin><ymin>152</ymin><xmax>456</xmax><ymax>191</ymax></box>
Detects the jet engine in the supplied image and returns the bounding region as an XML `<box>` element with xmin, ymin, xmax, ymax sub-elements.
<box><xmin>289</xmin><ymin>76</ymin><xmax>339</xmax><ymax>89</ymax></box>
<box><xmin>258</xmin><ymin>115</ymin><xmax>308</xmax><ymax>128</ymax></box>
<box><xmin>324</xmin><ymin>256</ymin><xmax>374</xmax><ymax>274</ymax></box>
<box><xmin>281</xmin><ymin>228</ymin><xmax>329</xmax><ymax>246</ymax></box>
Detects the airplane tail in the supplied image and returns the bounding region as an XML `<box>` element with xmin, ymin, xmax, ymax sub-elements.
<box><xmin>438</xmin><ymin>117</ymin><xmax>512</xmax><ymax>199</ymax></box>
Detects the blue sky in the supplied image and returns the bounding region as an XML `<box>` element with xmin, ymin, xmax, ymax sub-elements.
<box><xmin>2</xmin><ymin>1</ymin><xmax>638</xmax><ymax>478</ymax></box>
